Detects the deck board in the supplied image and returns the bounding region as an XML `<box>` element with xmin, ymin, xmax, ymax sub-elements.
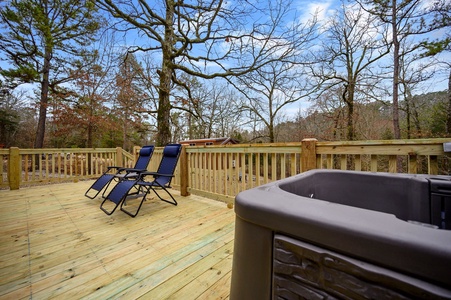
<box><xmin>0</xmin><ymin>181</ymin><xmax>235</xmax><ymax>299</ymax></box>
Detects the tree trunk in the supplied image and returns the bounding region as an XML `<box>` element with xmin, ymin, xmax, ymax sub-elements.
<box><xmin>269</xmin><ymin>122</ymin><xmax>275</xmax><ymax>143</ymax></box>
<box><xmin>34</xmin><ymin>48</ymin><xmax>52</xmax><ymax>148</ymax></box>
<box><xmin>345</xmin><ymin>84</ymin><xmax>355</xmax><ymax>141</ymax></box>
<box><xmin>392</xmin><ymin>0</ymin><xmax>401</xmax><ymax>139</ymax></box>
<box><xmin>268</xmin><ymin>96</ymin><xmax>275</xmax><ymax>143</ymax></box>
<box><xmin>87</xmin><ymin>99</ymin><xmax>93</xmax><ymax>148</ymax></box>
<box><xmin>156</xmin><ymin>0</ymin><xmax>175</xmax><ymax>146</ymax></box>
<box><xmin>447</xmin><ymin>67</ymin><xmax>451</xmax><ymax>136</ymax></box>
<box><xmin>157</xmin><ymin>66</ymin><xmax>173</xmax><ymax>146</ymax></box>
<box><xmin>341</xmin><ymin>83</ymin><xmax>355</xmax><ymax>141</ymax></box>
<box><xmin>122</xmin><ymin>109</ymin><xmax>128</xmax><ymax>150</ymax></box>
<box><xmin>404</xmin><ymin>84</ymin><xmax>411</xmax><ymax>139</ymax></box>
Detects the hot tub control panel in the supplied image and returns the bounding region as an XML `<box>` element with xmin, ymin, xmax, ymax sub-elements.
<box><xmin>429</xmin><ymin>178</ymin><xmax>451</xmax><ymax>229</ymax></box>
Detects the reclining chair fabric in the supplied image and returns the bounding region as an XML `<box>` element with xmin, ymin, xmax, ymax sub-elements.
<box><xmin>100</xmin><ymin>144</ymin><xmax>182</xmax><ymax>217</ymax></box>
<box><xmin>84</xmin><ymin>145</ymin><xmax>154</xmax><ymax>199</ymax></box>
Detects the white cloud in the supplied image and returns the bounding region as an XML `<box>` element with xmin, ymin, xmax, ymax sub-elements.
<box><xmin>297</xmin><ymin>0</ymin><xmax>335</xmax><ymax>26</ymax></box>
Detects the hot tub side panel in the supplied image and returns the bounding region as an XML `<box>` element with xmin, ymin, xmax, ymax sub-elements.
<box><xmin>273</xmin><ymin>234</ymin><xmax>451</xmax><ymax>299</ymax></box>
<box><xmin>230</xmin><ymin>216</ymin><xmax>273</xmax><ymax>300</ymax></box>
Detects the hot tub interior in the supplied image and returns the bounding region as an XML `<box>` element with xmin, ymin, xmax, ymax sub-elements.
<box><xmin>279</xmin><ymin>171</ymin><xmax>451</xmax><ymax>229</ymax></box>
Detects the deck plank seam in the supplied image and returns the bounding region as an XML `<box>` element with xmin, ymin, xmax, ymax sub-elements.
<box><xmin>26</xmin><ymin>198</ymin><xmax>33</xmax><ymax>300</ymax></box>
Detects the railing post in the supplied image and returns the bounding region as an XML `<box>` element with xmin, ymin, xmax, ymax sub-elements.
<box><xmin>8</xmin><ymin>147</ymin><xmax>20</xmax><ymax>190</ymax></box>
<box><xmin>301</xmin><ymin>138</ymin><xmax>318</xmax><ymax>172</ymax></box>
<box><xmin>133</xmin><ymin>146</ymin><xmax>140</xmax><ymax>165</ymax></box>
<box><xmin>179</xmin><ymin>145</ymin><xmax>190</xmax><ymax>196</ymax></box>
<box><xmin>116</xmin><ymin>147</ymin><xmax>122</xmax><ymax>167</ymax></box>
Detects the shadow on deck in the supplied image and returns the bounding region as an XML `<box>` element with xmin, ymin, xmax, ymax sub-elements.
<box><xmin>0</xmin><ymin>181</ymin><xmax>235</xmax><ymax>299</ymax></box>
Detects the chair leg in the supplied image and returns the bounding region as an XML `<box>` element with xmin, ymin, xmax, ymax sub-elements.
<box><xmin>120</xmin><ymin>185</ymin><xmax>177</xmax><ymax>217</ymax></box>
<box><xmin>101</xmin><ymin>177</ymin><xmax>119</xmax><ymax>198</ymax></box>
<box><xmin>151</xmin><ymin>187</ymin><xmax>178</xmax><ymax>206</ymax></box>
<box><xmin>100</xmin><ymin>197</ymin><xmax>122</xmax><ymax>215</ymax></box>
<box><xmin>100</xmin><ymin>180</ymin><xmax>136</xmax><ymax>216</ymax></box>
<box><xmin>85</xmin><ymin>187</ymin><xmax>101</xmax><ymax>199</ymax></box>
<box><xmin>120</xmin><ymin>193</ymin><xmax>147</xmax><ymax>218</ymax></box>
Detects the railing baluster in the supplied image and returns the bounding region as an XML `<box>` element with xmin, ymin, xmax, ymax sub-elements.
<box><xmin>263</xmin><ymin>153</ymin><xmax>269</xmax><ymax>184</ymax></box>
<box><xmin>429</xmin><ymin>155</ymin><xmax>438</xmax><ymax>175</ymax></box>
<box><xmin>256</xmin><ymin>153</ymin><xmax>261</xmax><ymax>187</ymax></box>
<box><xmin>355</xmin><ymin>155</ymin><xmax>361</xmax><ymax>171</ymax></box>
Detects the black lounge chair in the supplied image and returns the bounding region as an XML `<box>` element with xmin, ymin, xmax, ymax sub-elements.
<box><xmin>100</xmin><ymin>143</ymin><xmax>182</xmax><ymax>217</ymax></box>
<box><xmin>84</xmin><ymin>145</ymin><xmax>155</xmax><ymax>199</ymax></box>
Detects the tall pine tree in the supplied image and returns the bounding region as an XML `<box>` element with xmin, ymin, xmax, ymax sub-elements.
<box><xmin>0</xmin><ymin>0</ymin><xmax>101</xmax><ymax>147</ymax></box>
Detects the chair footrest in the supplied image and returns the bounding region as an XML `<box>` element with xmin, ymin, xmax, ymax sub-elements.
<box><xmin>126</xmin><ymin>193</ymin><xmax>147</xmax><ymax>200</ymax></box>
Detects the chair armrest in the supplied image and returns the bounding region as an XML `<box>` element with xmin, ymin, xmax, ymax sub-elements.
<box><xmin>114</xmin><ymin>169</ymin><xmax>148</xmax><ymax>179</ymax></box>
<box><xmin>115</xmin><ymin>167</ymin><xmax>146</xmax><ymax>174</ymax></box>
<box><xmin>121</xmin><ymin>168</ymin><xmax>148</xmax><ymax>173</ymax></box>
<box><xmin>140</xmin><ymin>171</ymin><xmax>175</xmax><ymax>178</ymax></box>
<box><xmin>107</xmin><ymin>166</ymin><xmax>121</xmax><ymax>172</ymax></box>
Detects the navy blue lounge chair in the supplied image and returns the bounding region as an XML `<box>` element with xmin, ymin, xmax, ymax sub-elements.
<box><xmin>85</xmin><ymin>145</ymin><xmax>155</xmax><ymax>199</ymax></box>
<box><xmin>100</xmin><ymin>144</ymin><xmax>182</xmax><ymax>217</ymax></box>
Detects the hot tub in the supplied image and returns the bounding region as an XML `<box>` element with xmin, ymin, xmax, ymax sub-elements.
<box><xmin>230</xmin><ymin>170</ymin><xmax>451</xmax><ymax>299</ymax></box>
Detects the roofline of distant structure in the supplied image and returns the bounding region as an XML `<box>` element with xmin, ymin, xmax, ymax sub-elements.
<box><xmin>179</xmin><ymin>137</ymin><xmax>239</xmax><ymax>145</ymax></box>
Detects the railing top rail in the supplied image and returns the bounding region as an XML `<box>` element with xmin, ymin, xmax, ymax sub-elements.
<box><xmin>0</xmin><ymin>148</ymin><xmax>119</xmax><ymax>155</ymax></box>
<box><xmin>185</xmin><ymin>143</ymin><xmax>303</xmax><ymax>154</ymax></box>
<box><xmin>183</xmin><ymin>138</ymin><xmax>451</xmax><ymax>155</ymax></box>
<box><xmin>317</xmin><ymin>138</ymin><xmax>451</xmax><ymax>146</ymax></box>
<box><xmin>316</xmin><ymin>138</ymin><xmax>450</xmax><ymax>155</ymax></box>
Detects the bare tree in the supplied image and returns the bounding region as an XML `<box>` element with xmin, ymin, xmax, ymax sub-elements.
<box><xmin>311</xmin><ymin>1</ymin><xmax>389</xmax><ymax>140</ymax></box>
<box><xmin>228</xmin><ymin>9</ymin><xmax>319</xmax><ymax>143</ymax></box>
<box><xmin>48</xmin><ymin>30</ymin><xmax>121</xmax><ymax>148</ymax></box>
<box><xmin>308</xmin><ymin>88</ymin><xmax>347</xmax><ymax>141</ymax></box>
<box><xmin>112</xmin><ymin>53</ymin><xmax>149</xmax><ymax>151</ymax></box>
<box><xmin>358</xmin><ymin>0</ymin><xmax>450</xmax><ymax>139</ymax></box>
<box><xmin>171</xmin><ymin>77</ymin><xmax>244</xmax><ymax>140</ymax></box>
<box><xmin>234</xmin><ymin>58</ymin><xmax>318</xmax><ymax>142</ymax></box>
<box><xmin>398</xmin><ymin>40</ymin><xmax>437</xmax><ymax>138</ymax></box>
<box><xmin>98</xmin><ymin>0</ymin><xmax>306</xmax><ymax>145</ymax></box>
<box><xmin>419</xmin><ymin>0</ymin><xmax>451</xmax><ymax>136</ymax></box>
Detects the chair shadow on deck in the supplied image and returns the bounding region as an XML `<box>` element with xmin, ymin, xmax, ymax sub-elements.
<box><xmin>100</xmin><ymin>144</ymin><xmax>182</xmax><ymax>218</ymax></box>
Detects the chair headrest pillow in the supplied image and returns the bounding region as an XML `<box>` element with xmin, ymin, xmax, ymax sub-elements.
<box><xmin>163</xmin><ymin>145</ymin><xmax>181</xmax><ymax>157</ymax></box>
<box><xmin>140</xmin><ymin>146</ymin><xmax>153</xmax><ymax>156</ymax></box>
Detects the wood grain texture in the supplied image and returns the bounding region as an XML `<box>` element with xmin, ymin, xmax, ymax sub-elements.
<box><xmin>0</xmin><ymin>181</ymin><xmax>234</xmax><ymax>299</ymax></box>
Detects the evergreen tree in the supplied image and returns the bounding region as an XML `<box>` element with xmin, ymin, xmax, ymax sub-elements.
<box><xmin>0</xmin><ymin>0</ymin><xmax>101</xmax><ymax>148</ymax></box>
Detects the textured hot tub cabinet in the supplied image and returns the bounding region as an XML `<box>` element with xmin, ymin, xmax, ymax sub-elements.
<box><xmin>230</xmin><ymin>170</ymin><xmax>451</xmax><ymax>299</ymax></box>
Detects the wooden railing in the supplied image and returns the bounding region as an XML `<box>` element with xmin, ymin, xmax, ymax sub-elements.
<box><xmin>1</xmin><ymin>147</ymin><xmax>136</xmax><ymax>189</ymax></box>
<box><xmin>183</xmin><ymin>138</ymin><xmax>451</xmax><ymax>203</ymax></box>
<box><xmin>184</xmin><ymin>142</ymin><xmax>302</xmax><ymax>203</ymax></box>
<box><xmin>2</xmin><ymin>138</ymin><xmax>451</xmax><ymax>205</ymax></box>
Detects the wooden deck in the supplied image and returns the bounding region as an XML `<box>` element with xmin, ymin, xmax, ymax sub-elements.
<box><xmin>0</xmin><ymin>181</ymin><xmax>235</xmax><ymax>299</ymax></box>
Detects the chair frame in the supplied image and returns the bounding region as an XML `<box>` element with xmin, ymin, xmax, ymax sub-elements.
<box><xmin>120</xmin><ymin>172</ymin><xmax>178</xmax><ymax>217</ymax></box>
<box><xmin>100</xmin><ymin>144</ymin><xmax>182</xmax><ymax>217</ymax></box>
<box><xmin>84</xmin><ymin>145</ymin><xmax>154</xmax><ymax>199</ymax></box>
